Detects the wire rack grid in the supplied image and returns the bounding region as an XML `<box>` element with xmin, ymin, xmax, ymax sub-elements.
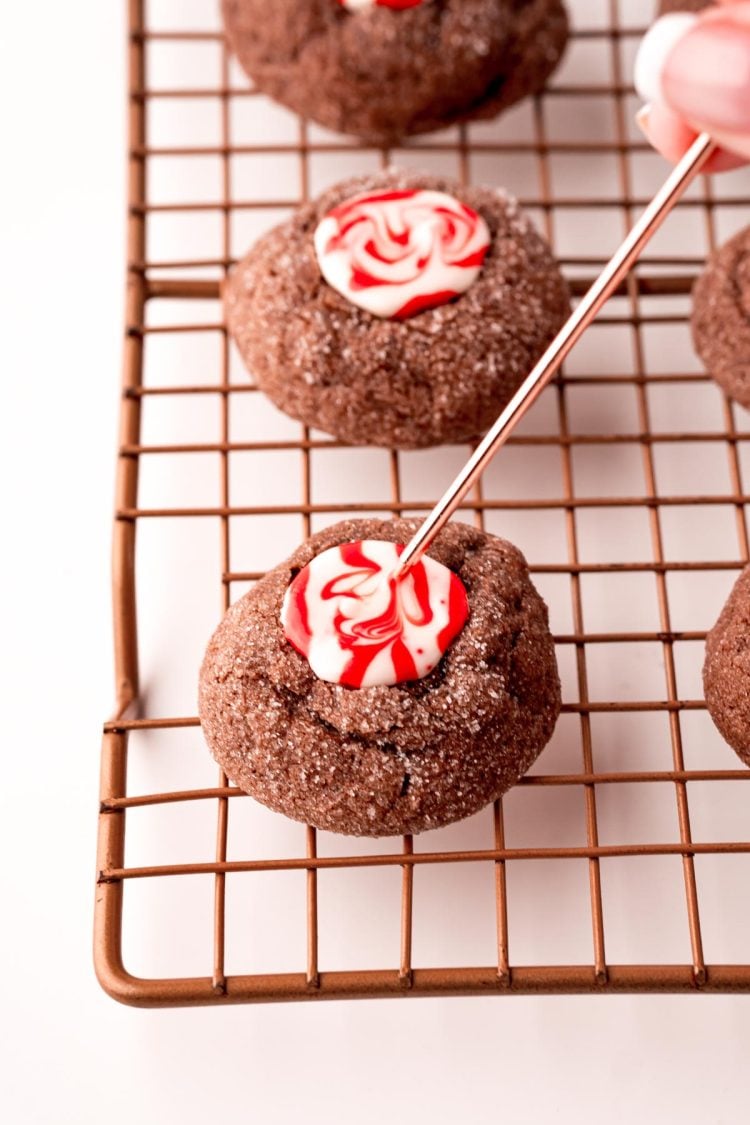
<box><xmin>95</xmin><ymin>0</ymin><xmax>750</xmax><ymax>1006</ymax></box>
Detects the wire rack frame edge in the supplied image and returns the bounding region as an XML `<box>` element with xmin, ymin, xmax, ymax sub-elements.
<box><xmin>94</xmin><ymin>0</ymin><xmax>750</xmax><ymax>1007</ymax></box>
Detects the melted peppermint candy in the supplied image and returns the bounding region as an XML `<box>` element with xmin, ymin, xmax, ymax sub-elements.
<box><xmin>281</xmin><ymin>539</ymin><xmax>469</xmax><ymax>688</ymax></box>
<box><xmin>314</xmin><ymin>188</ymin><xmax>491</xmax><ymax>319</ymax></box>
<box><xmin>339</xmin><ymin>1</ymin><xmax>427</xmax><ymax>10</ymax></box>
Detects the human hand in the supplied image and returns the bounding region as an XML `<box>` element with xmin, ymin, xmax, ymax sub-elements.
<box><xmin>636</xmin><ymin>0</ymin><xmax>750</xmax><ymax>172</ymax></box>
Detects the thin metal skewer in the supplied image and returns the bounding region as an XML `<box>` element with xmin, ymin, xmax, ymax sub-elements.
<box><xmin>392</xmin><ymin>131</ymin><xmax>716</xmax><ymax>581</ymax></box>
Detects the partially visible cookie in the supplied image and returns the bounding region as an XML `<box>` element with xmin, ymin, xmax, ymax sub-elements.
<box><xmin>224</xmin><ymin>168</ymin><xmax>570</xmax><ymax>449</ymax></box>
<box><xmin>657</xmin><ymin>0</ymin><xmax>713</xmax><ymax>13</ymax></box>
<box><xmin>692</xmin><ymin>226</ymin><xmax>750</xmax><ymax>408</ymax></box>
<box><xmin>704</xmin><ymin>565</ymin><xmax>750</xmax><ymax>767</ymax></box>
<box><xmin>221</xmin><ymin>0</ymin><xmax>569</xmax><ymax>146</ymax></box>
<box><xmin>199</xmin><ymin>517</ymin><xmax>561</xmax><ymax>837</ymax></box>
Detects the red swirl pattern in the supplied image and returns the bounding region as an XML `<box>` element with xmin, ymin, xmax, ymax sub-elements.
<box><xmin>313</xmin><ymin>188</ymin><xmax>491</xmax><ymax>319</ymax></box>
<box><xmin>281</xmin><ymin>540</ymin><xmax>469</xmax><ymax>688</ymax></box>
<box><xmin>338</xmin><ymin>1</ymin><xmax>426</xmax><ymax>11</ymax></box>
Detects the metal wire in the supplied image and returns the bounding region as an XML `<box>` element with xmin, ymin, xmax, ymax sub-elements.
<box><xmin>94</xmin><ymin>0</ymin><xmax>750</xmax><ymax>1006</ymax></box>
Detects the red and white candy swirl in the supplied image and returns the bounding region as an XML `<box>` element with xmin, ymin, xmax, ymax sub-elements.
<box><xmin>281</xmin><ymin>540</ymin><xmax>469</xmax><ymax>688</ymax></box>
<box><xmin>314</xmin><ymin>189</ymin><xmax>491</xmax><ymax>319</ymax></box>
<box><xmin>338</xmin><ymin>1</ymin><xmax>428</xmax><ymax>11</ymax></box>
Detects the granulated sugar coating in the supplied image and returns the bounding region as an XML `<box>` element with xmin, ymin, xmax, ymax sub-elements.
<box><xmin>692</xmin><ymin>225</ymin><xmax>750</xmax><ymax>409</ymax></box>
<box><xmin>224</xmin><ymin>168</ymin><xmax>571</xmax><ymax>449</ymax></box>
<box><xmin>199</xmin><ymin>518</ymin><xmax>561</xmax><ymax>837</ymax></box>
<box><xmin>221</xmin><ymin>0</ymin><xmax>569</xmax><ymax>145</ymax></box>
<box><xmin>704</xmin><ymin>565</ymin><xmax>750</xmax><ymax>768</ymax></box>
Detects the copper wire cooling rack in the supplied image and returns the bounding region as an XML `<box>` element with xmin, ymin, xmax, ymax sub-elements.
<box><xmin>95</xmin><ymin>0</ymin><xmax>750</xmax><ymax>1005</ymax></box>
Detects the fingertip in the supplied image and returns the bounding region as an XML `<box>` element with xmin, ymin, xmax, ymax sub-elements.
<box><xmin>633</xmin><ymin>13</ymin><xmax>699</xmax><ymax>105</ymax></box>
<box><xmin>696</xmin><ymin>128</ymin><xmax>750</xmax><ymax>169</ymax></box>
<box><xmin>632</xmin><ymin>102</ymin><xmax>738</xmax><ymax>171</ymax></box>
<box><xmin>633</xmin><ymin>6</ymin><xmax>750</xmax><ymax>173</ymax></box>
<box><xmin>639</xmin><ymin>102</ymin><xmax>693</xmax><ymax>163</ymax></box>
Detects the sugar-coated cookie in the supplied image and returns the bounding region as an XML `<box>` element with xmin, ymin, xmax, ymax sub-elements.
<box><xmin>692</xmin><ymin>226</ymin><xmax>750</xmax><ymax>408</ymax></box>
<box><xmin>221</xmin><ymin>0</ymin><xmax>569</xmax><ymax>145</ymax></box>
<box><xmin>225</xmin><ymin>169</ymin><xmax>570</xmax><ymax>449</ymax></box>
<box><xmin>704</xmin><ymin>565</ymin><xmax>750</xmax><ymax>767</ymax></box>
<box><xmin>199</xmin><ymin>518</ymin><xmax>561</xmax><ymax>837</ymax></box>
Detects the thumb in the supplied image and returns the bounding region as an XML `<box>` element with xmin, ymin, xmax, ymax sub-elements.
<box><xmin>661</xmin><ymin>7</ymin><xmax>750</xmax><ymax>154</ymax></box>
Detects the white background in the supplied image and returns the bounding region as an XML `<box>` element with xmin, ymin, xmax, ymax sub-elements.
<box><xmin>2</xmin><ymin>2</ymin><xmax>750</xmax><ymax>1123</ymax></box>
